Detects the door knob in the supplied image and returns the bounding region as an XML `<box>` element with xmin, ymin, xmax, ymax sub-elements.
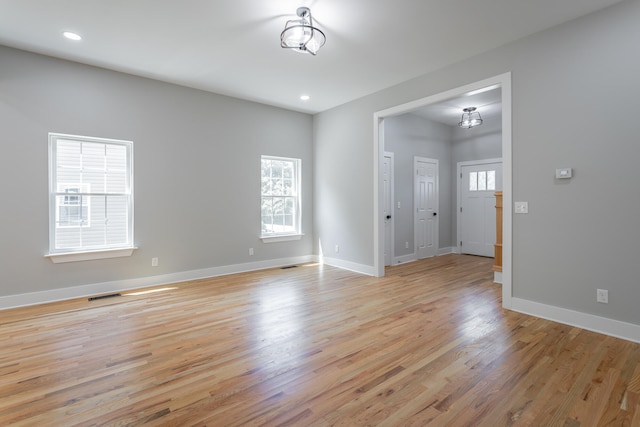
<box><xmin>386</xmin><ymin>215</ymin><xmax>391</xmax><ymax>219</ymax></box>
<box><xmin>433</xmin><ymin>212</ymin><xmax>437</xmax><ymax>216</ymax></box>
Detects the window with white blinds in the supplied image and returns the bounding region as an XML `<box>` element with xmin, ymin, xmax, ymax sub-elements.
<box><xmin>261</xmin><ymin>156</ymin><xmax>301</xmax><ymax>237</ymax></box>
<box><xmin>48</xmin><ymin>133</ymin><xmax>133</xmax><ymax>256</ymax></box>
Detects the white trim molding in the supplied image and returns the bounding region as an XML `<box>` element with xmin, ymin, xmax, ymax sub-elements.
<box><xmin>261</xmin><ymin>234</ymin><xmax>303</xmax><ymax>243</ymax></box>
<box><xmin>0</xmin><ymin>255</ymin><xmax>317</xmax><ymax>311</ymax></box>
<box><xmin>438</xmin><ymin>246</ymin><xmax>458</xmax><ymax>256</ymax></box>
<box><xmin>320</xmin><ymin>256</ymin><xmax>377</xmax><ymax>276</ymax></box>
<box><xmin>374</xmin><ymin>72</ymin><xmax>512</xmax><ymax>315</ymax></box>
<box><xmin>511</xmin><ymin>298</ymin><xmax>640</xmax><ymax>344</ymax></box>
<box><xmin>393</xmin><ymin>253</ymin><xmax>418</xmax><ymax>265</ymax></box>
<box><xmin>46</xmin><ymin>247</ymin><xmax>137</xmax><ymax>263</ymax></box>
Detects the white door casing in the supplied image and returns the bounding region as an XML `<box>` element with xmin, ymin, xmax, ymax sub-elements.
<box><xmin>383</xmin><ymin>153</ymin><xmax>394</xmax><ymax>266</ymax></box>
<box><xmin>374</xmin><ymin>72</ymin><xmax>512</xmax><ymax>307</ymax></box>
<box><xmin>458</xmin><ymin>159</ymin><xmax>502</xmax><ymax>257</ymax></box>
<box><xmin>415</xmin><ymin>157</ymin><xmax>438</xmax><ymax>259</ymax></box>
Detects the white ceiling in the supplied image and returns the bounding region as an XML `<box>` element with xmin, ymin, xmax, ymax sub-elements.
<box><xmin>0</xmin><ymin>0</ymin><xmax>624</xmax><ymax>114</ymax></box>
<box><xmin>411</xmin><ymin>85</ymin><xmax>502</xmax><ymax>127</ymax></box>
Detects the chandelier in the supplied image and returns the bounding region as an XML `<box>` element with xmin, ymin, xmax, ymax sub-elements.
<box><xmin>280</xmin><ymin>7</ymin><xmax>326</xmax><ymax>56</ymax></box>
<box><xmin>458</xmin><ymin>107</ymin><xmax>483</xmax><ymax>128</ymax></box>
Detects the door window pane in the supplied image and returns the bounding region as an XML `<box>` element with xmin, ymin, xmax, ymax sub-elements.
<box><xmin>478</xmin><ymin>171</ymin><xmax>487</xmax><ymax>191</ymax></box>
<box><xmin>487</xmin><ymin>170</ymin><xmax>496</xmax><ymax>191</ymax></box>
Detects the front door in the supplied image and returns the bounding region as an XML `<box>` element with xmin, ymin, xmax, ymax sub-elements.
<box><xmin>415</xmin><ymin>157</ymin><xmax>438</xmax><ymax>259</ymax></box>
<box><xmin>460</xmin><ymin>160</ymin><xmax>502</xmax><ymax>257</ymax></box>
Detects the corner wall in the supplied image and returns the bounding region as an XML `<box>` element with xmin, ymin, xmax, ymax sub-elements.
<box><xmin>0</xmin><ymin>46</ymin><xmax>313</xmax><ymax>305</ymax></box>
<box><xmin>313</xmin><ymin>0</ymin><xmax>640</xmax><ymax>336</ymax></box>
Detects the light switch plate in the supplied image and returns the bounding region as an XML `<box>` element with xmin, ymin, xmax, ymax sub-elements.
<box><xmin>556</xmin><ymin>168</ymin><xmax>572</xmax><ymax>179</ymax></box>
<box><xmin>515</xmin><ymin>201</ymin><xmax>528</xmax><ymax>214</ymax></box>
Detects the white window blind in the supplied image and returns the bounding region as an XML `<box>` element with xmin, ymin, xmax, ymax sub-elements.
<box><xmin>49</xmin><ymin>133</ymin><xmax>133</xmax><ymax>255</ymax></box>
<box><xmin>261</xmin><ymin>156</ymin><xmax>301</xmax><ymax>237</ymax></box>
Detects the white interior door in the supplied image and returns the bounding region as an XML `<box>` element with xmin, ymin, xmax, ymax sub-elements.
<box><xmin>459</xmin><ymin>160</ymin><xmax>502</xmax><ymax>257</ymax></box>
<box><xmin>415</xmin><ymin>157</ymin><xmax>438</xmax><ymax>259</ymax></box>
<box><xmin>383</xmin><ymin>153</ymin><xmax>394</xmax><ymax>266</ymax></box>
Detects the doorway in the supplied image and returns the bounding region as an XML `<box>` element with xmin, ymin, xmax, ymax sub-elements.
<box><xmin>374</xmin><ymin>73</ymin><xmax>513</xmax><ymax>309</ymax></box>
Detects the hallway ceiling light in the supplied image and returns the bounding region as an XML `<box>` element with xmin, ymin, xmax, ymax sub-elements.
<box><xmin>280</xmin><ymin>7</ymin><xmax>326</xmax><ymax>56</ymax></box>
<box><xmin>458</xmin><ymin>107</ymin><xmax>483</xmax><ymax>128</ymax></box>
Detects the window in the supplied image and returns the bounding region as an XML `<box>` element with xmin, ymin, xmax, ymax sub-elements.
<box><xmin>261</xmin><ymin>156</ymin><xmax>301</xmax><ymax>239</ymax></box>
<box><xmin>469</xmin><ymin>170</ymin><xmax>496</xmax><ymax>192</ymax></box>
<box><xmin>48</xmin><ymin>133</ymin><xmax>134</xmax><ymax>261</ymax></box>
<box><xmin>57</xmin><ymin>183</ymin><xmax>91</xmax><ymax>228</ymax></box>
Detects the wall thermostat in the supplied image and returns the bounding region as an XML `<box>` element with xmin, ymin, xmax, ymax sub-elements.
<box><xmin>555</xmin><ymin>168</ymin><xmax>572</xmax><ymax>179</ymax></box>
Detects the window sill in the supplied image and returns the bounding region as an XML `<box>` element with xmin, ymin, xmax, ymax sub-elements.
<box><xmin>260</xmin><ymin>234</ymin><xmax>303</xmax><ymax>243</ymax></box>
<box><xmin>45</xmin><ymin>247</ymin><xmax>137</xmax><ymax>264</ymax></box>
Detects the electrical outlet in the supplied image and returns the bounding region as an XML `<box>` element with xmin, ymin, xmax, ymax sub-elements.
<box><xmin>597</xmin><ymin>289</ymin><xmax>608</xmax><ymax>304</ymax></box>
<box><xmin>151</xmin><ymin>257</ymin><xmax>158</xmax><ymax>267</ymax></box>
<box><xmin>514</xmin><ymin>201</ymin><xmax>529</xmax><ymax>214</ymax></box>
<box><xmin>335</xmin><ymin>245</ymin><xmax>339</xmax><ymax>253</ymax></box>
<box><xmin>405</xmin><ymin>241</ymin><xmax>409</xmax><ymax>249</ymax></box>
<box><xmin>249</xmin><ymin>248</ymin><xmax>254</xmax><ymax>256</ymax></box>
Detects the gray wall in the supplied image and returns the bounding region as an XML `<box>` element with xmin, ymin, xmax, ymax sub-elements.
<box><xmin>314</xmin><ymin>0</ymin><xmax>640</xmax><ymax>325</ymax></box>
<box><xmin>0</xmin><ymin>46</ymin><xmax>313</xmax><ymax>297</ymax></box>
<box><xmin>384</xmin><ymin>114</ymin><xmax>453</xmax><ymax>256</ymax></box>
<box><xmin>451</xmin><ymin>117</ymin><xmax>502</xmax><ymax>164</ymax></box>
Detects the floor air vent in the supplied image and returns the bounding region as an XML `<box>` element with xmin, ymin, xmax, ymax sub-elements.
<box><xmin>280</xmin><ymin>265</ymin><xmax>298</xmax><ymax>269</ymax></box>
<box><xmin>88</xmin><ymin>293</ymin><xmax>122</xmax><ymax>301</ymax></box>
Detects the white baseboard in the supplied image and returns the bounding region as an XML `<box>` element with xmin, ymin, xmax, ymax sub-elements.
<box><xmin>0</xmin><ymin>255</ymin><xmax>318</xmax><ymax>311</ymax></box>
<box><xmin>494</xmin><ymin>271</ymin><xmax>503</xmax><ymax>284</ymax></box>
<box><xmin>320</xmin><ymin>256</ymin><xmax>376</xmax><ymax>276</ymax></box>
<box><xmin>511</xmin><ymin>297</ymin><xmax>640</xmax><ymax>344</ymax></box>
<box><xmin>393</xmin><ymin>253</ymin><xmax>417</xmax><ymax>265</ymax></box>
<box><xmin>438</xmin><ymin>246</ymin><xmax>458</xmax><ymax>255</ymax></box>
<box><xmin>390</xmin><ymin>248</ymin><xmax>457</xmax><ymax>266</ymax></box>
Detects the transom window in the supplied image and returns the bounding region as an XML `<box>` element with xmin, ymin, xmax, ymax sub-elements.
<box><xmin>48</xmin><ymin>133</ymin><xmax>133</xmax><ymax>255</ymax></box>
<box><xmin>469</xmin><ymin>170</ymin><xmax>496</xmax><ymax>192</ymax></box>
<box><xmin>261</xmin><ymin>156</ymin><xmax>301</xmax><ymax>237</ymax></box>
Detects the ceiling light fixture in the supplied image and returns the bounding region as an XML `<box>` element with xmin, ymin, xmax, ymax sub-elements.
<box><xmin>458</xmin><ymin>107</ymin><xmax>483</xmax><ymax>128</ymax></box>
<box><xmin>63</xmin><ymin>31</ymin><xmax>82</xmax><ymax>41</ymax></box>
<box><xmin>300</xmin><ymin>95</ymin><xmax>310</xmax><ymax>101</ymax></box>
<box><xmin>280</xmin><ymin>7</ymin><xmax>326</xmax><ymax>56</ymax></box>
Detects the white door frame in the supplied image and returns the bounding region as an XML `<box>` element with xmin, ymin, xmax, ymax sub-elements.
<box><xmin>384</xmin><ymin>152</ymin><xmax>395</xmax><ymax>266</ymax></box>
<box><xmin>373</xmin><ymin>72</ymin><xmax>513</xmax><ymax>309</ymax></box>
<box><xmin>457</xmin><ymin>158</ymin><xmax>502</xmax><ymax>255</ymax></box>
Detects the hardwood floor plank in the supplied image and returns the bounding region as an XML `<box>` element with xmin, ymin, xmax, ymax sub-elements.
<box><xmin>1</xmin><ymin>255</ymin><xmax>639</xmax><ymax>425</ymax></box>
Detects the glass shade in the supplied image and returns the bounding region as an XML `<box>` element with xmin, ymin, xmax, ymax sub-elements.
<box><xmin>458</xmin><ymin>108</ymin><xmax>483</xmax><ymax>128</ymax></box>
<box><xmin>280</xmin><ymin>8</ymin><xmax>326</xmax><ymax>55</ymax></box>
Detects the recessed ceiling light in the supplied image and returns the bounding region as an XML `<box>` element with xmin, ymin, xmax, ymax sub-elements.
<box><xmin>300</xmin><ymin>95</ymin><xmax>310</xmax><ymax>101</ymax></box>
<box><xmin>63</xmin><ymin>31</ymin><xmax>82</xmax><ymax>41</ymax></box>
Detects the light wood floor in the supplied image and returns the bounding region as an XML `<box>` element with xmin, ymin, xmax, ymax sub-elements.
<box><xmin>1</xmin><ymin>255</ymin><xmax>640</xmax><ymax>426</ymax></box>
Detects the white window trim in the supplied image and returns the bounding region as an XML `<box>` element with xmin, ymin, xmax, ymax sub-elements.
<box><xmin>47</xmin><ymin>133</ymin><xmax>135</xmax><ymax>262</ymax></box>
<box><xmin>261</xmin><ymin>234</ymin><xmax>303</xmax><ymax>243</ymax></box>
<box><xmin>45</xmin><ymin>247</ymin><xmax>138</xmax><ymax>264</ymax></box>
<box><xmin>260</xmin><ymin>155</ymin><xmax>302</xmax><ymax>239</ymax></box>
